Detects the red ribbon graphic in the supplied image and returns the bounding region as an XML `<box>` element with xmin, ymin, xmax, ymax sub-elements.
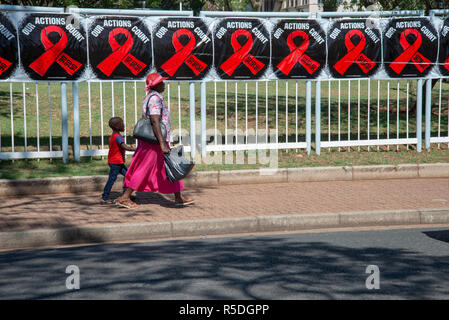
<box><xmin>97</xmin><ymin>28</ymin><xmax>147</xmax><ymax>77</ymax></box>
<box><xmin>220</xmin><ymin>29</ymin><xmax>265</xmax><ymax>76</ymax></box>
<box><xmin>390</xmin><ymin>28</ymin><xmax>431</xmax><ymax>74</ymax></box>
<box><xmin>444</xmin><ymin>56</ymin><xmax>449</xmax><ymax>71</ymax></box>
<box><xmin>29</xmin><ymin>26</ymin><xmax>82</xmax><ymax>77</ymax></box>
<box><xmin>0</xmin><ymin>56</ymin><xmax>12</xmax><ymax>76</ymax></box>
<box><xmin>276</xmin><ymin>30</ymin><xmax>320</xmax><ymax>76</ymax></box>
<box><xmin>333</xmin><ymin>29</ymin><xmax>376</xmax><ymax>75</ymax></box>
<box><xmin>161</xmin><ymin>29</ymin><xmax>208</xmax><ymax>76</ymax></box>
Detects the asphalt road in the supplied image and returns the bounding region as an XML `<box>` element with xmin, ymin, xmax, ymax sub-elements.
<box><xmin>0</xmin><ymin>226</ymin><xmax>449</xmax><ymax>300</ymax></box>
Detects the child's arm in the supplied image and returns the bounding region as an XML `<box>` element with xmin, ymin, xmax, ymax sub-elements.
<box><xmin>119</xmin><ymin>142</ymin><xmax>136</xmax><ymax>152</ymax></box>
<box><xmin>116</xmin><ymin>135</ymin><xmax>136</xmax><ymax>152</ymax></box>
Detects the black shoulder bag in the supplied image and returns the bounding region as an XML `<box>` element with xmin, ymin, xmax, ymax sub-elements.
<box><xmin>133</xmin><ymin>94</ymin><xmax>167</xmax><ymax>144</ymax></box>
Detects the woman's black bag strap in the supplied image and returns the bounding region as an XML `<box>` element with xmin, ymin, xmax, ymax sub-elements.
<box><xmin>145</xmin><ymin>93</ymin><xmax>163</xmax><ymax>121</ymax></box>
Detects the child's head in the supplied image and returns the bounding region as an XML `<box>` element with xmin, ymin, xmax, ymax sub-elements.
<box><xmin>109</xmin><ymin>117</ymin><xmax>124</xmax><ymax>132</ymax></box>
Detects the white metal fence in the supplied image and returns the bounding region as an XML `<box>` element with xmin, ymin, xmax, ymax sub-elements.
<box><xmin>1</xmin><ymin>7</ymin><xmax>449</xmax><ymax>163</ymax></box>
<box><xmin>317</xmin><ymin>78</ymin><xmax>422</xmax><ymax>151</ymax></box>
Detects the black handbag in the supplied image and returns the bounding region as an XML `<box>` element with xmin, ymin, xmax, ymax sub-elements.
<box><xmin>133</xmin><ymin>94</ymin><xmax>167</xmax><ymax>144</ymax></box>
<box><xmin>164</xmin><ymin>145</ymin><xmax>195</xmax><ymax>183</ymax></box>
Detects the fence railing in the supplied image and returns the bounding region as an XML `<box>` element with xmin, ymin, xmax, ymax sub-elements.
<box><xmin>1</xmin><ymin>6</ymin><xmax>449</xmax><ymax>163</ymax></box>
<box><xmin>0</xmin><ymin>6</ymin><xmax>195</xmax><ymax>162</ymax></box>
<box><xmin>317</xmin><ymin>78</ymin><xmax>423</xmax><ymax>152</ymax></box>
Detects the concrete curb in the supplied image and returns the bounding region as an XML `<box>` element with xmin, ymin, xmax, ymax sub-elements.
<box><xmin>0</xmin><ymin>163</ymin><xmax>448</xmax><ymax>196</ymax></box>
<box><xmin>1</xmin><ymin>208</ymin><xmax>448</xmax><ymax>251</ymax></box>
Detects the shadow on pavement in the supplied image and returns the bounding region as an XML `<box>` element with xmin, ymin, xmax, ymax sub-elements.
<box><xmin>423</xmin><ymin>230</ymin><xmax>449</xmax><ymax>244</ymax></box>
<box><xmin>0</xmin><ymin>186</ymin><xmax>207</xmax><ymax>232</ymax></box>
<box><xmin>0</xmin><ymin>231</ymin><xmax>448</xmax><ymax>299</ymax></box>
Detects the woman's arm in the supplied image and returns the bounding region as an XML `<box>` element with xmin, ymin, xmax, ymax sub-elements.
<box><xmin>150</xmin><ymin>115</ymin><xmax>170</xmax><ymax>153</ymax></box>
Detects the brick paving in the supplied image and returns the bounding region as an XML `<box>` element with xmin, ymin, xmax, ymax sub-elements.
<box><xmin>0</xmin><ymin>178</ymin><xmax>448</xmax><ymax>232</ymax></box>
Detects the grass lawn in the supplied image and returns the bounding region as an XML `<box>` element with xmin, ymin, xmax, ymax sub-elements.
<box><xmin>0</xmin><ymin>146</ymin><xmax>448</xmax><ymax>180</ymax></box>
<box><xmin>0</xmin><ymin>79</ymin><xmax>448</xmax><ymax>180</ymax></box>
<box><xmin>1</xmin><ymin>79</ymin><xmax>448</xmax><ymax>153</ymax></box>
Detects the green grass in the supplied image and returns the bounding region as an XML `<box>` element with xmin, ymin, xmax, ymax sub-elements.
<box><xmin>0</xmin><ymin>79</ymin><xmax>448</xmax><ymax>180</ymax></box>
<box><xmin>1</xmin><ymin>79</ymin><xmax>448</xmax><ymax>153</ymax></box>
<box><xmin>1</xmin><ymin>146</ymin><xmax>448</xmax><ymax>180</ymax></box>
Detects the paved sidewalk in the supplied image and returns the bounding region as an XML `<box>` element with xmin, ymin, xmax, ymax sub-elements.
<box><xmin>1</xmin><ymin>178</ymin><xmax>449</xmax><ymax>233</ymax></box>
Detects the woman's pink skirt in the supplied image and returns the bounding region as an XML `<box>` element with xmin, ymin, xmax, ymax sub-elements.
<box><xmin>123</xmin><ymin>140</ymin><xmax>184</xmax><ymax>194</ymax></box>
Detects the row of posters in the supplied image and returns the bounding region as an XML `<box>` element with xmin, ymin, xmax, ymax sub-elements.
<box><xmin>1</xmin><ymin>12</ymin><xmax>449</xmax><ymax>81</ymax></box>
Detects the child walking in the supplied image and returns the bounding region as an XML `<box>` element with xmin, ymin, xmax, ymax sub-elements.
<box><xmin>101</xmin><ymin>117</ymin><xmax>136</xmax><ymax>203</ymax></box>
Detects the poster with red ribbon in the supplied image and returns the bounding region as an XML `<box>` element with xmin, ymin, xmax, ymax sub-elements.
<box><xmin>214</xmin><ymin>18</ymin><xmax>270</xmax><ymax>80</ymax></box>
<box><xmin>327</xmin><ymin>19</ymin><xmax>381</xmax><ymax>78</ymax></box>
<box><xmin>438</xmin><ymin>17</ymin><xmax>449</xmax><ymax>76</ymax></box>
<box><xmin>154</xmin><ymin>18</ymin><xmax>212</xmax><ymax>81</ymax></box>
<box><xmin>272</xmin><ymin>19</ymin><xmax>326</xmax><ymax>79</ymax></box>
<box><xmin>19</xmin><ymin>13</ymin><xmax>87</xmax><ymax>81</ymax></box>
<box><xmin>89</xmin><ymin>16</ymin><xmax>151</xmax><ymax>80</ymax></box>
<box><xmin>384</xmin><ymin>18</ymin><xmax>438</xmax><ymax>78</ymax></box>
<box><xmin>0</xmin><ymin>13</ymin><xmax>18</xmax><ymax>80</ymax></box>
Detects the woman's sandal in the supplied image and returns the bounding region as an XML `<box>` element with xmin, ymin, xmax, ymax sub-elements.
<box><xmin>116</xmin><ymin>198</ymin><xmax>138</xmax><ymax>209</ymax></box>
<box><xmin>174</xmin><ymin>197</ymin><xmax>195</xmax><ymax>207</ymax></box>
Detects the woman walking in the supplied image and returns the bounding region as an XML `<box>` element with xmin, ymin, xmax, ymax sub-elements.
<box><xmin>117</xmin><ymin>73</ymin><xmax>194</xmax><ymax>209</ymax></box>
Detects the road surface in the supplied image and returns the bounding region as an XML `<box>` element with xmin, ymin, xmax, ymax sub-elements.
<box><xmin>0</xmin><ymin>226</ymin><xmax>448</xmax><ymax>299</ymax></box>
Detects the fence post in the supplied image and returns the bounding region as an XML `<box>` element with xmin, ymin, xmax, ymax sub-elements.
<box><xmin>61</xmin><ymin>82</ymin><xmax>69</xmax><ymax>164</ymax></box>
<box><xmin>315</xmin><ymin>80</ymin><xmax>321</xmax><ymax>155</ymax></box>
<box><xmin>200</xmin><ymin>81</ymin><xmax>206</xmax><ymax>158</ymax></box>
<box><xmin>425</xmin><ymin>79</ymin><xmax>432</xmax><ymax>151</ymax></box>
<box><xmin>306</xmin><ymin>80</ymin><xmax>312</xmax><ymax>155</ymax></box>
<box><xmin>416</xmin><ymin>79</ymin><xmax>423</xmax><ymax>152</ymax></box>
<box><xmin>72</xmin><ymin>82</ymin><xmax>80</xmax><ymax>162</ymax></box>
<box><xmin>189</xmin><ymin>82</ymin><xmax>196</xmax><ymax>158</ymax></box>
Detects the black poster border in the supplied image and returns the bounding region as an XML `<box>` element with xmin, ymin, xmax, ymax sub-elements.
<box><xmin>213</xmin><ymin>17</ymin><xmax>271</xmax><ymax>81</ymax></box>
<box><xmin>18</xmin><ymin>13</ymin><xmax>88</xmax><ymax>81</ymax></box>
<box><xmin>153</xmin><ymin>17</ymin><xmax>214</xmax><ymax>81</ymax></box>
<box><xmin>87</xmin><ymin>15</ymin><xmax>153</xmax><ymax>81</ymax></box>
<box><xmin>271</xmin><ymin>18</ymin><xmax>327</xmax><ymax>80</ymax></box>
<box><xmin>383</xmin><ymin>16</ymin><xmax>439</xmax><ymax>79</ymax></box>
<box><xmin>327</xmin><ymin>18</ymin><xmax>382</xmax><ymax>79</ymax></box>
<box><xmin>0</xmin><ymin>12</ymin><xmax>19</xmax><ymax>80</ymax></box>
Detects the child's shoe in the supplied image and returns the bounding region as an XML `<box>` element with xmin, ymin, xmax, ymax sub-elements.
<box><xmin>100</xmin><ymin>198</ymin><xmax>113</xmax><ymax>204</ymax></box>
